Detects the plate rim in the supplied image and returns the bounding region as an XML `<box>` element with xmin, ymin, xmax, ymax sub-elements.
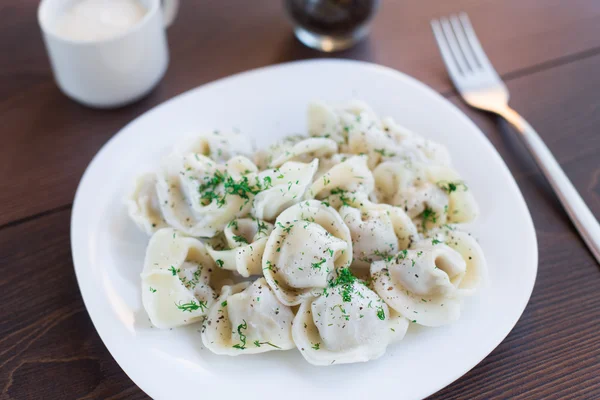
<box><xmin>71</xmin><ymin>58</ymin><xmax>538</xmax><ymax>399</ymax></box>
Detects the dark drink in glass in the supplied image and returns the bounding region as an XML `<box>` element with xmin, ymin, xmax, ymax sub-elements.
<box><xmin>285</xmin><ymin>0</ymin><xmax>380</xmax><ymax>52</ymax></box>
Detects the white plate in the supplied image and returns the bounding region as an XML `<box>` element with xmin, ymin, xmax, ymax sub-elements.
<box><xmin>71</xmin><ymin>60</ymin><xmax>537</xmax><ymax>400</ymax></box>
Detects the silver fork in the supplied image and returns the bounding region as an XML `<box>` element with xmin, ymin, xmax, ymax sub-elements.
<box><xmin>431</xmin><ymin>13</ymin><xmax>600</xmax><ymax>264</ymax></box>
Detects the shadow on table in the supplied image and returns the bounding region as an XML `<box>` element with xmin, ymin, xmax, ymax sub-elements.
<box><xmin>273</xmin><ymin>32</ymin><xmax>376</xmax><ymax>65</ymax></box>
<box><xmin>494</xmin><ymin>115</ymin><xmax>570</xmax><ymax>224</ymax></box>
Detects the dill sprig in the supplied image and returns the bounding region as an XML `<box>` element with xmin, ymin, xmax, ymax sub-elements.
<box><xmin>232</xmin><ymin>320</ymin><xmax>248</xmax><ymax>350</ymax></box>
<box><xmin>277</xmin><ymin>222</ymin><xmax>294</xmax><ymax>233</ymax></box>
<box><xmin>256</xmin><ymin>220</ymin><xmax>270</xmax><ymax>236</ymax></box>
<box><xmin>253</xmin><ymin>340</ymin><xmax>281</xmax><ymax>349</ymax></box>
<box><xmin>232</xmin><ymin>235</ymin><xmax>248</xmax><ymax>244</ymax></box>
<box><xmin>175</xmin><ymin>299</ymin><xmax>207</xmax><ymax>313</ymax></box>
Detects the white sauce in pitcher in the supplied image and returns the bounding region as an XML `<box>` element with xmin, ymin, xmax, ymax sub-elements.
<box><xmin>53</xmin><ymin>0</ymin><xmax>147</xmax><ymax>42</ymax></box>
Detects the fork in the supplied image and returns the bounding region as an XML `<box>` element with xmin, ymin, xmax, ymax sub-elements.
<box><xmin>431</xmin><ymin>13</ymin><xmax>600</xmax><ymax>264</ymax></box>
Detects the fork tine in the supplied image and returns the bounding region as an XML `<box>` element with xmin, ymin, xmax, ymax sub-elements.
<box><xmin>457</xmin><ymin>13</ymin><xmax>494</xmax><ymax>69</ymax></box>
<box><xmin>439</xmin><ymin>17</ymin><xmax>470</xmax><ymax>74</ymax></box>
<box><xmin>449</xmin><ymin>14</ymin><xmax>479</xmax><ymax>70</ymax></box>
<box><xmin>430</xmin><ymin>19</ymin><xmax>462</xmax><ymax>81</ymax></box>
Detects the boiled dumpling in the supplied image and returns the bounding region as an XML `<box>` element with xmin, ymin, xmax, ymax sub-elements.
<box><xmin>254</xmin><ymin>136</ymin><xmax>338</xmax><ymax>169</ymax></box>
<box><xmin>371</xmin><ymin>243</ymin><xmax>469</xmax><ymax>327</ymax></box>
<box><xmin>421</xmin><ymin>226</ymin><xmax>488</xmax><ymax>295</ymax></box>
<box><xmin>127</xmin><ymin>139</ymin><xmax>266</xmax><ymax>237</ymax></box>
<box><xmin>309</xmin><ymin>104</ymin><xmax>451</xmax><ymax>170</ymax></box>
<box><xmin>251</xmin><ymin>160</ymin><xmax>318</xmax><ymax>221</ymax></box>
<box><xmin>262</xmin><ymin>200</ymin><xmax>352</xmax><ymax>306</ymax></box>
<box><xmin>206</xmin><ymin>218</ymin><xmax>274</xmax><ymax>277</ymax></box>
<box><xmin>427</xmin><ymin>165</ymin><xmax>479</xmax><ymax>224</ymax></box>
<box><xmin>307</xmin><ymin>100</ymin><xmax>381</xmax><ymax>148</ymax></box>
<box><xmin>155</xmin><ymin>154</ymin><xmax>265</xmax><ymax>237</ymax></box>
<box><xmin>313</xmin><ymin>153</ymin><xmax>353</xmax><ymax>181</ymax></box>
<box><xmin>379</xmin><ymin>117</ymin><xmax>452</xmax><ymax>166</ymax></box>
<box><xmin>201</xmin><ymin>278</ymin><xmax>295</xmax><ymax>355</ymax></box>
<box><xmin>174</xmin><ymin>130</ymin><xmax>254</xmax><ymax>163</ymax></box>
<box><xmin>373</xmin><ymin>161</ymin><xmax>446</xmax><ymax>226</ymax></box>
<box><xmin>373</xmin><ymin>160</ymin><xmax>478</xmax><ymax>230</ymax></box>
<box><xmin>339</xmin><ymin>203</ymin><xmax>418</xmax><ymax>268</ymax></box>
<box><xmin>126</xmin><ymin>173</ymin><xmax>167</xmax><ymax>235</ymax></box>
<box><xmin>347</xmin><ymin>116</ymin><xmax>452</xmax><ymax>170</ymax></box>
<box><xmin>306</xmin><ymin>155</ymin><xmax>374</xmax><ymax>209</ymax></box>
<box><xmin>292</xmin><ymin>269</ymin><xmax>407</xmax><ymax>365</ymax></box>
<box><xmin>141</xmin><ymin>228</ymin><xmax>218</xmax><ymax>328</ymax></box>
<box><xmin>345</xmin><ymin>116</ymin><xmax>402</xmax><ymax>170</ymax></box>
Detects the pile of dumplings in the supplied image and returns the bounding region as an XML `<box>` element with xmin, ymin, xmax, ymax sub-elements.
<box><xmin>128</xmin><ymin>101</ymin><xmax>488</xmax><ymax>366</ymax></box>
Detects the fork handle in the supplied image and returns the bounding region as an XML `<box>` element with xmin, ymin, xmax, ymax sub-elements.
<box><xmin>501</xmin><ymin>107</ymin><xmax>600</xmax><ymax>264</ymax></box>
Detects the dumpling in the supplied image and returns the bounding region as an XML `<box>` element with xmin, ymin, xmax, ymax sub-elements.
<box><xmin>252</xmin><ymin>160</ymin><xmax>318</xmax><ymax>221</ymax></box>
<box><xmin>126</xmin><ymin>173</ymin><xmax>167</xmax><ymax>235</ymax></box>
<box><xmin>306</xmin><ymin>155</ymin><xmax>374</xmax><ymax>209</ymax></box>
<box><xmin>345</xmin><ymin>119</ymin><xmax>402</xmax><ymax>170</ymax></box>
<box><xmin>174</xmin><ymin>130</ymin><xmax>254</xmax><ymax>163</ymax></box>
<box><xmin>339</xmin><ymin>203</ymin><xmax>418</xmax><ymax>268</ymax></box>
<box><xmin>307</xmin><ymin>100</ymin><xmax>381</xmax><ymax>148</ymax></box>
<box><xmin>373</xmin><ymin>161</ymin><xmax>446</xmax><ymax>223</ymax></box>
<box><xmin>254</xmin><ymin>136</ymin><xmax>338</xmax><ymax>169</ymax></box>
<box><xmin>308</xmin><ymin>102</ymin><xmax>451</xmax><ymax>170</ymax></box>
<box><xmin>155</xmin><ymin>153</ymin><xmax>263</xmax><ymax>237</ymax></box>
<box><xmin>350</xmin><ymin>117</ymin><xmax>451</xmax><ymax>168</ymax></box>
<box><xmin>262</xmin><ymin>200</ymin><xmax>352</xmax><ymax>306</ymax></box>
<box><xmin>345</xmin><ymin>116</ymin><xmax>452</xmax><ymax>169</ymax></box>
<box><xmin>427</xmin><ymin>165</ymin><xmax>479</xmax><ymax>224</ymax></box>
<box><xmin>201</xmin><ymin>278</ymin><xmax>295</xmax><ymax>355</ymax></box>
<box><xmin>422</xmin><ymin>226</ymin><xmax>488</xmax><ymax>295</ymax></box>
<box><xmin>371</xmin><ymin>242</ymin><xmax>470</xmax><ymax>327</ymax></box>
<box><xmin>380</xmin><ymin>117</ymin><xmax>452</xmax><ymax>166</ymax></box>
<box><xmin>141</xmin><ymin>228</ymin><xmax>218</xmax><ymax>329</ymax></box>
<box><xmin>292</xmin><ymin>269</ymin><xmax>407</xmax><ymax>365</ymax></box>
<box><xmin>206</xmin><ymin>218</ymin><xmax>274</xmax><ymax>277</ymax></box>
<box><xmin>125</xmin><ymin>133</ymin><xmax>265</xmax><ymax>237</ymax></box>
<box><xmin>313</xmin><ymin>153</ymin><xmax>353</xmax><ymax>180</ymax></box>
<box><xmin>373</xmin><ymin>160</ymin><xmax>478</xmax><ymax>230</ymax></box>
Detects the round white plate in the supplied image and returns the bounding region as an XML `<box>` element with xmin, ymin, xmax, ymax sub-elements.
<box><xmin>71</xmin><ymin>60</ymin><xmax>537</xmax><ymax>400</ymax></box>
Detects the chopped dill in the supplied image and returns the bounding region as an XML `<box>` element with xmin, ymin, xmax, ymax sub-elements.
<box><xmin>376</xmin><ymin>306</ymin><xmax>386</xmax><ymax>320</ymax></box>
<box><xmin>437</xmin><ymin>180</ymin><xmax>468</xmax><ymax>193</ymax></box>
<box><xmin>311</xmin><ymin>258</ymin><xmax>326</xmax><ymax>270</ymax></box>
<box><xmin>232</xmin><ymin>235</ymin><xmax>248</xmax><ymax>244</ymax></box>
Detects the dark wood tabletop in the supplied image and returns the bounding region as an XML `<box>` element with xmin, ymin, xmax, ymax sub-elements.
<box><xmin>2</xmin><ymin>1</ymin><xmax>600</xmax><ymax>399</ymax></box>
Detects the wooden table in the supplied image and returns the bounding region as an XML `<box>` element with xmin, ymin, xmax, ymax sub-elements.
<box><xmin>2</xmin><ymin>1</ymin><xmax>600</xmax><ymax>399</ymax></box>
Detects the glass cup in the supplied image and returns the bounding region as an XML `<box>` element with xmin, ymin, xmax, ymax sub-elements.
<box><xmin>285</xmin><ymin>0</ymin><xmax>380</xmax><ymax>52</ymax></box>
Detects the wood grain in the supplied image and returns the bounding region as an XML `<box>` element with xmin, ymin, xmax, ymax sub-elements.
<box><xmin>2</xmin><ymin>0</ymin><xmax>600</xmax><ymax>226</ymax></box>
<box><xmin>431</xmin><ymin>54</ymin><xmax>600</xmax><ymax>399</ymax></box>
<box><xmin>1</xmin><ymin>1</ymin><xmax>600</xmax><ymax>399</ymax></box>
<box><xmin>0</xmin><ymin>209</ymin><xmax>147</xmax><ymax>400</ymax></box>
